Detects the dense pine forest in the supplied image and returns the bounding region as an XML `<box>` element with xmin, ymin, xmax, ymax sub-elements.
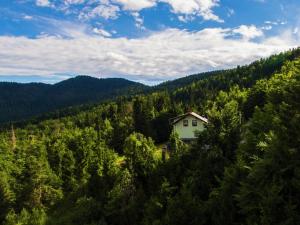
<box><xmin>1</xmin><ymin>48</ymin><xmax>300</xmax><ymax>225</ymax></box>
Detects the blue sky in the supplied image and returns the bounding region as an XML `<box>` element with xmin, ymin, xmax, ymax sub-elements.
<box><xmin>0</xmin><ymin>0</ymin><xmax>300</xmax><ymax>84</ymax></box>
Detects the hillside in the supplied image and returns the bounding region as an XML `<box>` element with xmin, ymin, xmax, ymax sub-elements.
<box><xmin>0</xmin><ymin>76</ymin><xmax>146</xmax><ymax>123</ymax></box>
<box><xmin>0</xmin><ymin>48</ymin><xmax>300</xmax><ymax>225</ymax></box>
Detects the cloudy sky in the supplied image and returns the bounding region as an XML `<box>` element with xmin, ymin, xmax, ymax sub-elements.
<box><xmin>0</xmin><ymin>0</ymin><xmax>300</xmax><ymax>84</ymax></box>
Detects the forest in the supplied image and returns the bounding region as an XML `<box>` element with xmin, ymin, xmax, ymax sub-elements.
<box><xmin>0</xmin><ymin>76</ymin><xmax>145</xmax><ymax>123</ymax></box>
<box><xmin>0</xmin><ymin>48</ymin><xmax>300</xmax><ymax>225</ymax></box>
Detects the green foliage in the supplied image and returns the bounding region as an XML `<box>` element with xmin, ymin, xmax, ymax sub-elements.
<box><xmin>124</xmin><ymin>133</ymin><xmax>158</xmax><ymax>184</ymax></box>
<box><xmin>169</xmin><ymin>131</ymin><xmax>187</xmax><ymax>156</ymax></box>
<box><xmin>4</xmin><ymin>208</ymin><xmax>47</xmax><ymax>225</ymax></box>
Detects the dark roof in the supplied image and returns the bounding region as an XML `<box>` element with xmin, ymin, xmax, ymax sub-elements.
<box><xmin>170</xmin><ymin>112</ymin><xmax>208</xmax><ymax>124</ymax></box>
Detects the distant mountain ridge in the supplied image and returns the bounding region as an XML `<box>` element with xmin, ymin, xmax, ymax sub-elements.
<box><xmin>1</xmin><ymin>48</ymin><xmax>300</xmax><ymax>124</ymax></box>
<box><xmin>0</xmin><ymin>76</ymin><xmax>146</xmax><ymax>123</ymax></box>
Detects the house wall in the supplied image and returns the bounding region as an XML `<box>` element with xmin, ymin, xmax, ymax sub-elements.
<box><xmin>173</xmin><ymin>115</ymin><xmax>205</xmax><ymax>140</ymax></box>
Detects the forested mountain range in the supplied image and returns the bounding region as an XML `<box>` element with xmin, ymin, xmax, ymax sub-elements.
<box><xmin>1</xmin><ymin>46</ymin><xmax>300</xmax><ymax>125</ymax></box>
<box><xmin>0</xmin><ymin>76</ymin><xmax>146</xmax><ymax>123</ymax></box>
<box><xmin>0</xmin><ymin>48</ymin><xmax>300</xmax><ymax>225</ymax></box>
<box><xmin>1</xmin><ymin>46</ymin><xmax>299</xmax><ymax>126</ymax></box>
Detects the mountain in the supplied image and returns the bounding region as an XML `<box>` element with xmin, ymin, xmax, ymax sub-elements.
<box><xmin>155</xmin><ymin>47</ymin><xmax>300</xmax><ymax>91</ymax></box>
<box><xmin>2</xmin><ymin>47</ymin><xmax>300</xmax><ymax>125</ymax></box>
<box><xmin>0</xmin><ymin>76</ymin><xmax>146</xmax><ymax>123</ymax></box>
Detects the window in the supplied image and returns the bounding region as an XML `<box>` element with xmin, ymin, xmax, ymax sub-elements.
<box><xmin>192</xmin><ymin>120</ymin><xmax>197</xmax><ymax>127</ymax></box>
<box><xmin>183</xmin><ymin>120</ymin><xmax>188</xmax><ymax>127</ymax></box>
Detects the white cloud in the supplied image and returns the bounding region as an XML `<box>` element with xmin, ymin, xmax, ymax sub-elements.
<box><xmin>37</xmin><ymin>18</ymin><xmax>91</xmax><ymax>38</ymax></box>
<box><xmin>265</xmin><ymin>20</ymin><xmax>278</xmax><ymax>25</ymax></box>
<box><xmin>0</xmin><ymin>27</ymin><xmax>298</xmax><ymax>82</ymax></box>
<box><xmin>264</xmin><ymin>20</ymin><xmax>287</xmax><ymax>26</ymax></box>
<box><xmin>80</xmin><ymin>3</ymin><xmax>120</xmax><ymax>19</ymax></box>
<box><xmin>262</xmin><ymin>25</ymin><xmax>272</xmax><ymax>30</ymax></box>
<box><xmin>23</xmin><ymin>15</ymin><xmax>33</xmax><ymax>20</ymax></box>
<box><xmin>233</xmin><ymin>25</ymin><xmax>263</xmax><ymax>40</ymax></box>
<box><xmin>161</xmin><ymin>0</ymin><xmax>223</xmax><ymax>22</ymax></box>
<box><xmin>64</xmin><ymin>0</ymin><xmax>86</xmax><ymax>4</ymax></box>
<box><xmin>110</xmin><ymin>0</ymin><xmax>223</xmax><ymax>22</ymax></box>
<box><xmin>131</xmin><ymin>12</ymin><xmax>145</xmax><ymax>29</ymax></box>
<box><xmin>93</xmin><ymin>28</ymin><xmax>112</xmax><ymax>37</ymax></box>
<box><xmin>112</xmin><ymin>0</ymin><xmax>156</xmax><ymax>11</ymax></box>
<box><xmin>36</xmin><ymin>0</ymin><xmax>51</xmax><ymax>7</ymax></box>
<box><xmin>55</xmin><ymin>0</ymin><xmax>222</xmax><ymax>22</ymax></box>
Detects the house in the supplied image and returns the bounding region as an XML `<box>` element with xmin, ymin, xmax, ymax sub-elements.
<box><xmin>170</xmin><ymin>112</ymin><xmax>208</xmax><ymax>141</ymax></box>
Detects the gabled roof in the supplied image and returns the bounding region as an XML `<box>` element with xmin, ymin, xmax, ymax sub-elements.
<box><xmin>171</xmin><ymin>112</ymin><xmax>208</xmax><ymax>124</ymax></box>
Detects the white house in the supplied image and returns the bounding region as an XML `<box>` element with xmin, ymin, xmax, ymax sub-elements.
<box><xmin>171</xmin><ymin>112</ymin><xmax>208</xmax><ymax>141</ymax></box>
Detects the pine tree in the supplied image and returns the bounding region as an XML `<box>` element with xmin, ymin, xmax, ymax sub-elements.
<box><xmin>10</xmin><ymin>124</ymin><xmax>16</xmax><ymax>151</ymax></box>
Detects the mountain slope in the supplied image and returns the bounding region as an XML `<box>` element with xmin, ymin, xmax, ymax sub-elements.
<box><xmin>0</xmin><ymin>76</ymin><xmax>146</xmax><ymax>123</ymax></box>
<box><xmin>155</xmin><ymin>48</ymin><xmax>300</xmax><ymax>91</ymax></box>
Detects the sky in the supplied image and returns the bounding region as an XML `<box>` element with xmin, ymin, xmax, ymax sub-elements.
<box><xmin>0</xmin><ymin>0</ymin><xmax>300</xmax><ymax>84</ymax></box>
